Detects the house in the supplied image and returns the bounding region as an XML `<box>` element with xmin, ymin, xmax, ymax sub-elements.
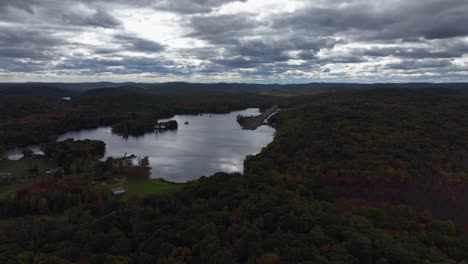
<box><xmin>45</xmin><ymin>168</ymin><xmax>62</xmax><ymax>176</ymax></box>
<box><xmin>60</xmin><ymin>97</ymin><xmax>72</xmax><ymax>102</ymax></box>
<box><xmin>111</xmin><ymin>188</ymin><xmax>126</xmax><ymax>196</ymax></box>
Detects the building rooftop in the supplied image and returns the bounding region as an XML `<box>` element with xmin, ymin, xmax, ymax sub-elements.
<box><xmin>111</xmin><ymin>188</ymin><xmax>126</xmax><ymax>195</ymax></box>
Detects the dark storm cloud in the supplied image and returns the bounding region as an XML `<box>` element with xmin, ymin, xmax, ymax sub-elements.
<box><xmin>0</xmin><ymin>26</ymin><xmax>65</xmax><ymax>59</ymax></box>
<box><xmin>59</xmin><ymin>0</ymin><xmax>247</xmax><ymax>14</ymax></box>
<box><xmin>57</xmin><ymin>56</ymin><xmax>177</xmax><ymax>75</ymax></box>
<box><xmin>0</xmin><ymin>0</ymin><xmax>242</xmax><ymax>15</ymax></box>
<box><xmin>113</xmin><ymin>35</ymin><xmax>165</xmax><ymax>53</ymax></box>
<box><xmin>321</xmin><ymin>56</ymin><xmax>368</xmax><ymax>64</ymax></box>
<box><xmin>0</xmin><ymin>0</ymin><xmax>35</xmax><ymax>14</ymax></box>
<box><xmin>230</xmin><ymin>37</ymin><xmax>337</xmax><ymax>59</ymax></box>
<box><xmin>0</xmin><ymin>27</ymin><xmax>63</xmax><ymax>48</ymax></box>
<box><xmin>209</xmin><ymin>36</ymin><xmax>337</xmax><ymax>70</ymax></box>
<box><xmin>91</xmin><ymin>35</ymin><xmax>165</xmax><ymax>56</ymax></box>
<box><xmin>351</xmin><ymin>46</ymin><xmax>466</xmax><ymax>59</ymax></box>
<box><xmin>273</xmin><ymin>0</ymin><xmax>468</xmax><ymax>41</ymax></box>
<box><xmin>78</xmin><ymin>0</ymin><xmax>247</xmax><ymax>14</ymax></box>
<box><xmin>186</xmin><ymin>13</ymin><xmax>339</xmax><ymax>68</ymax></box>
<box><xmin>153</xmin><ymin>0</ymin><xmax>247</xmax><ymax>14</ymax></box>
<box><xmin>187</xmin><ymin>14</ymin><xmax>260</xmax><ymax>45</ymax></box>
<box><xmin>273</xmin><ymin>4</ymin><xmax>386</xmax><ymax>34</ymax></box>
<box><xmin>0</xmin><ymin>1</ymin><xmax>122</xmax><ymax>29</ymax></box>
<box><xmin>386</xmin><ymin>59</ymin><xmax>453</xmax><ymax>70</ymax></box>
<box><xmin>0</xmin><ymin>47</ymin><xmax>53</xmax><ymax>60</ymax></box>
<box><xmin>297</xmin><ymin>51</ymin><xmax>318</xmax><ymax>60</ymax></box>
<box><xmin>0</xmin><ymin>57</ymin><xmax>46</xmax><ymax>73</ymax></box>
<box><xmin>62</xmin><ymin>9</ymin><xmax>122</xmax><ymax>28</ymax></box>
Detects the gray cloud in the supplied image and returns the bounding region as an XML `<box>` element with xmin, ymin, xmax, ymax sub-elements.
<box><xmin>350</xmin><ymin>46</ymin><xmax>466</xmax><ymax>59</ymax></box>
<box><xmin>57</xmin><ymin>55</ymin><xmax>176</xmax><ymax>75</ymax></box>
<box><xmin>154</xmin><ymin>0</ymin><xmax>247</xmax><ymax>14</ymax></box>
<box><xmin>0</xmin><ymin>26</ymin><xmax>65</xmax><ymax>59</ymax></box>
<box><xmin>386</xmin><ymin>59</ymin><xmax>453</xmax><ymax>70</ymax></box>
<box><xmin>0</xmin><ymin>0</ymin><xmax>467</xmax><ymax>82</ymax></box>
<box><xmin>0</xmin><ymin>0</ymin><xmax>35</xmax><ymax>14</ymax></box>
<box><xmin>186</xmin><ymin>13</ymin><xmax>339</xmax><ymax>69</ymax></box>
<box><xmin>113</xmin><ymin>35</ymin><xmax>165</xmax><ymax>53</ymax></box>
<box><xmin>188</xmin><ymin>14</ymin><xmax>260</xmax><ymax>45</ymax></box>
<box><xmin>62</xmin><ymin>9</ymin><xmax>122</xmax><ymax>28</ymax></box>
<box><xmin>274</xmin><ymin>0</ymin><xmax>468</xmax><ymax>41</ymax></box>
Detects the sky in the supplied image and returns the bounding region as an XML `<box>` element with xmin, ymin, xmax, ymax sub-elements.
<box><xmin>0</xmin><ymin>0</ymin><xmax>467</xmax><ymax>83</ymax></box>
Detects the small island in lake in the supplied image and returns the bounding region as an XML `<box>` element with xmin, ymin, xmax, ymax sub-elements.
<box><xmin>155</xmin><ymin>120</ymin><xmax>178</xmax><ymax>131</ymax></box>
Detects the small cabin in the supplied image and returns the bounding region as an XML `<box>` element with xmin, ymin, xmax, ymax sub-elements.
<box><xmin>46</xmin><ymin>168</ymin><xmax>62</xmax><ymax>176</ymax></box>
<box><xmin>111</xmin><ymin>188</ymin><xmax>126</xmax><ymax>196</ymax></box>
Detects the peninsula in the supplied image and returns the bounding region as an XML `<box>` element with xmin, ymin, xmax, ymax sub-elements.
<box><xmin>237</xmin><ymin>105</ymin><xmax>278</xmax><ymax>130</ymax></box>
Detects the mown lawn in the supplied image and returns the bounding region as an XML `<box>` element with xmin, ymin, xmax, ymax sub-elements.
<box><xmin>0</xmin><ymin>158</ymin><xmax>56</xmax><ymax>178</ymax></box>
<box><xmin>0</xmin><ymin>158</ymin><xmax>57</xmax><ymax>199</ymax></box>
<box><xmin>1</xmin><ymin>158</ymin><xmax>184</xmax><ymax>199</ymax></box>
<box><xmin>123</xmin><ymin>179</ymin><xmax>184</xmax><ymax>197</ymax></box>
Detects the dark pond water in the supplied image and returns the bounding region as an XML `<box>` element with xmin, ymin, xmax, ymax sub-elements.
<box><xmin>7</xmin><ymin>108</ymin><xmax>275</xmax><ymax>182</ymax></box>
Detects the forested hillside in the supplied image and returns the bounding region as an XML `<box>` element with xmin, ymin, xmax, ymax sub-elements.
<box><xmin>1</xmin><ymin>88</ymin><xmax>468</xmax><ymax>263</ymax></box>
<box><xmin>247</xmin><ymin>88</ymin><xmax>468</xmax><ymax>225</ymax></box>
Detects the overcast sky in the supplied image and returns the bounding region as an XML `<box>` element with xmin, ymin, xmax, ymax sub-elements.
<box><xmin>0</xmin><ymin>0</ymin><xmax>467</xmax><ymax>83</ymax></box>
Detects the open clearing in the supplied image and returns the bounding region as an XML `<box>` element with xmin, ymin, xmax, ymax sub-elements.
<box><xmin>237</xmin><ymin>105</ymin><xmax>278</xmax><ymax>130</ymax></box>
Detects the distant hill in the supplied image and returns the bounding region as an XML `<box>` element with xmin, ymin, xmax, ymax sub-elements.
<box><xmin>67</xmin><ymin>82</ymin><xmax>468</xmax><ymax>99</ymax></box>
<box><xmin>0</xmin><ymin>86</ymin><xmax>76</xmax><ymax>101</ymax></box>
<box><xmin>1</xmin><ymin>82</ymin><xmax>467</xmax><ymax>94</ymax></box>
<box><xmin>0</xmin><ymin>82</ymin><xmax>135</xmax><ymax>91</ymax></box>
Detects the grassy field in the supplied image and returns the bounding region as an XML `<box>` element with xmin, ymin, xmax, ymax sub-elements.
<box><xmin>0</xmin><ymin>158</ymin><xmax>55</xmax><ymax>178</ymax></box>
<box><xmin>124</xmin><ymin>179</ymin><xmax>184</xmax><ymax>197</ymax></box>
<box><xmin>1</xmin><ymin>158</ymin><xmax>184</xmax><ymax>199</ymax></box>
<box><xmin>0</xmin><ymin>158</ymin><xmax>56</xmax><ymax>199</ymax></box>
<box><xmin>104</xmin><ymin>178</ymin><xmax>184</xmax><ymax>198</ymax></box>
<box><xmin>237</xmin><ymin>105</ymin><xmax>278</xmax><ymax>130</ymax></box>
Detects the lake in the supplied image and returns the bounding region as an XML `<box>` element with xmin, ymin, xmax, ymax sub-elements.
<box><xmin>7</xmin><ymin>108</ymin><xmax>275</xmax><ymax>182</ymax></box>
<box><xmin>6</xmin><ymin>145</ymin><xmax>44</xmax><ymax>160</ymax></box>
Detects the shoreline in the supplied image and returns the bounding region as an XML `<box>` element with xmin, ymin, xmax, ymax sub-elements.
<box><xmin>237</xmin><ymin>105</ymin><xmax>278</xmax><ymax>130</ymax></box>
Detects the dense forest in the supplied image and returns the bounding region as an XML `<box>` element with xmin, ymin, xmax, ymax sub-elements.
<box><xmin>247</xmin><ymin>88</ymin><xmax>468</xmax><ymax>225</ymax></box>
<box><xmin>1</xmin><ymin>86</ymin><xmax>468</xmax><ymax>263</ymax></box>
<box><xmin>0</xmin><ymin>85</ymin><xmax>297</xmax><ymax>152</ymax></box>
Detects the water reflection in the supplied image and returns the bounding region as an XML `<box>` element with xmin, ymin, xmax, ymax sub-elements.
<box><xmin>49</xmin><ymin>108</ymin><xmax>275</xmax><ymax>182</ymax></box>
<box><xmin>5</xmin><ymin>146</ymin><xmax>43</xmax><ymax>160</ymax></box>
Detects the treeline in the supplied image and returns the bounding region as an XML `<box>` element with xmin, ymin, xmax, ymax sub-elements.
<box><xmin>1</xmin><ymin>173</ymin><xmax>467</xmax><ymax>263</ymax></box>
<box><xmin>44</xmin><ymin>139</ymin><xmax>105</xmax><ymax>161</ymax></box>
<box><xmin>42</xmin><ymin>139</ymin><xmax>105</xmax><ymax>175</ymax></box>
<box><xmin>0</xmin><ymin>175</ymin><xmax>109</xmax><ymax>217</ymax></box>
<box><xmin>0</xmin><ymin>87</ymin><xmax>292</xmax><ymax>151</ymax></box>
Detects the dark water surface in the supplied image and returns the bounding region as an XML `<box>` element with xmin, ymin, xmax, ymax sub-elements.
<box><xmin>34</xmin><ymin>108</ymin><xmax>274</xmax><ymax>182</ymax></box>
